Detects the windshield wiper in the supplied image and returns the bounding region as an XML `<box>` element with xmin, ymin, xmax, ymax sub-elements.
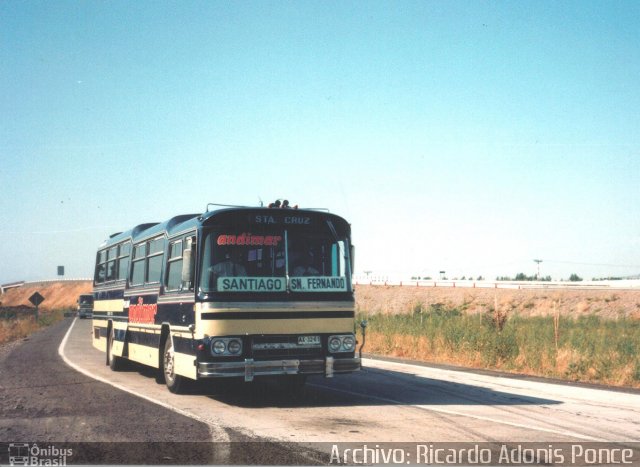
<box><xmin>326</xmin><ymin>219</ymin><xmax>339</xmax><ymax>243</ymax></box>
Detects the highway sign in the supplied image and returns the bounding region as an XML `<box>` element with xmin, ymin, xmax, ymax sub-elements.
<box><xmin>29</xmin><ymin>292</ymin><xmax>45</xmax><ymax>307</ymax></box>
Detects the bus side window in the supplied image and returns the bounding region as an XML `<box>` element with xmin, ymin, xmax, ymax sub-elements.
<box><xmin>106</xmin><ymin>246</ymin><xmax>117</xmax><ymax>281</ymax></box>
<box><xmin>130</xmin><ymin>243</ymin><xmax>146</xmax><ymax>286</ymax></box>
<box><xmin>117</xmin><ymin>242</ymin><xmax>131</xmax><ymax>281</ymax></box>
<box><xmin>95</xmin><ymin>250</ymin><xmax>106</xmax><ymax>284</ymax></box>
<box><xmin>181</xmin><ymin>236</ymin><xmax>195</xmax><ymax>290</ymax></box>
<box><xmin>166</xmin><ymin>239</ymin><xmax>183</xmax><ymax>291</ymax></box>
<box><xmin>147</xmin><ymin>237</ymin><xmax>165</xmax><ymax>284</ymax></box>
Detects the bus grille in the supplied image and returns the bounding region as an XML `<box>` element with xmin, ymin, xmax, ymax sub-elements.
<box><xmin>251</xmin><ymin>335</ymin><xmax>323</xmax><ymax>360</ymax></box>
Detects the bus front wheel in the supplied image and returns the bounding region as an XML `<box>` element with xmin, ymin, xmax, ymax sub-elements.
<box><xmin>162</xmin><ymin>337</ymin><xmax>186</xmax><ymax>394</ymax></box>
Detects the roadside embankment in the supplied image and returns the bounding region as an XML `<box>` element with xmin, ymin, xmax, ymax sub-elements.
<box><xmin>0</xmin><ymin>280</ymin><xmax>91</xmax><ymax>344</ymax></box>
<box><xmin>0</xmin><ymin>280</ymin><xmax>92</xmax><ymax>310</ymax></box>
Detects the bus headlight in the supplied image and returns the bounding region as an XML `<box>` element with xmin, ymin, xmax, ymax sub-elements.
<box><xmin>212</xmin><ymin>340</ymin><xmax>226</xmax><ymax>355</ymax></box>
<box><xmin>210</xmin><ymin>337</ymin><xmax>243</xmax><ymax>356</ymax></box>
<box><xmin>227</xmin><ymin>339</ymin><xmax>242</xmax><ymax>354</ymax></box>
<box><xmin>342</xmin><ymin>336</ymin><xmax>356</xmax><ymax>351</ymax></box>
<box><xmin>328</xmin><ymin>334</ymin><xmax>356</xmax><ymax>353</ymax></box>
<box><xmin>329</xmin><ymin>337</ymin><xmax>342</xmax><ymax>352</ymax></box>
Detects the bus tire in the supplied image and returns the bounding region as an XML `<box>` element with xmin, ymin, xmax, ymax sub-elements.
<box><xmin>107</xmin><ymin>328</ymin><xmax>125</xmax><ymax>371</ymax></box>
<box><xmin>162</xmin><ymin>336</ymin><xmax>185</xmax><ymax>394</ymax></box>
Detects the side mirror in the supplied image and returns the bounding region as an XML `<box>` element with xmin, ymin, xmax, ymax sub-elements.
<box><xmin>359</xmin><ymin>319</ymin><xmax>367</xmax><ymax>359</ymax></box>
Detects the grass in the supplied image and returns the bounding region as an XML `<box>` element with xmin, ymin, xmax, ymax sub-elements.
<box><xmin>0</xmin><ymin>309</ymin><xmax>67</xmax><ymax>345</ymax></box>
<box><xmin>360</xmin><ymin>303</ymin><xmax>640</xmax><ymax>388</ymax></box>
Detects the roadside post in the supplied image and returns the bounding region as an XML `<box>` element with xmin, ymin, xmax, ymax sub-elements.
<box><xmin>28</xmin><ymin>292</ymin><xmax>45</xmax><ymax>321</ymax></box>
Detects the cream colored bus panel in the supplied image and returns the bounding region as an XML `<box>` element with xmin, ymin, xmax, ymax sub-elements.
<box><xmin>198</xmin><ymin>317</ymin><xmax>353</xmax><ymax>335</ymax></box>
<box><xmin>93</xmin><ymin>299</ymin><xmax>125</xmax><ymax>313</ymax></box>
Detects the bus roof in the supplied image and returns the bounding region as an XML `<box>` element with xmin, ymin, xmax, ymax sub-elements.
<box><xmin>99</xmin><ymin>215</ymin><xmax>199</xmax><ymax>249</ymax></box>
<box><xmin>98</xmin><ymin>207</ymin><xmax>349</xmax><ymax>250</ymax></box>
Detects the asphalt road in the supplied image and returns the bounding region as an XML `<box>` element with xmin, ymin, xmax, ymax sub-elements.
<box><xmin>0</xmin><ymin>318</ymin><xmax>318</xmax><ymax>465</ymax></box>
<box><xmin>1</xmin><ymin>317</ymin><xmax>639</xmax><ymax>465</ymax></box>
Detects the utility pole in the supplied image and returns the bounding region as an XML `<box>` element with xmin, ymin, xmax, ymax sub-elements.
<box><xmin>533</xmin><ymin>259</ymin><xmax>543</xmax><ymax>279</ymax></box>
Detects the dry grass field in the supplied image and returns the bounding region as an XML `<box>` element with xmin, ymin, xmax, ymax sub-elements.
<box><xmin>355</xmin><ymin>284</ymin><xmax>640</xmax><ymax>319</ymax></box>
<box><xmin>355</xmin><ymin>285</ymin><xmax>640</xmax><ymax>388</ymax></box>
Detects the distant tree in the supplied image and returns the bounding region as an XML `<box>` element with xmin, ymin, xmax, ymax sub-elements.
<box><xmin>498</xmin><ymin>273</ymin><xmax>553</xmax><ymax>281</ymax></box>
<box><xmin>569</xmin><ymin>273</ymin><xmax>583</xmax><ymax>282</ymax></box>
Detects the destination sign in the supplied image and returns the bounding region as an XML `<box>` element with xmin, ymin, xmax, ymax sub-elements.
<box><xmin>217</xmin><ymin>277</ymin><xmax>286</xmax><ymax>292</ymax></box>
<box><xmin>290</xmin><ymin>276</ymin><xmax>347</xmax><ymax>292</ymax></box>
<box><xmin>254</xmin><ymin>215</ymin><xmax>312</xmax><ymax>225</ymax></box>
<box><xmin>216</xmin><ymin>276</ymin><xmax>348</xmax><ymax>292</ymax></box>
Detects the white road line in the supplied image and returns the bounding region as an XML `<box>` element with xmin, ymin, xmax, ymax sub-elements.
<box><xmin>57</xmin><ymin>318</ymin><xmax>232</xmax><ymax>457</ymax></box>
<box><xmin>315</xmin><ymin>385</ymin><xmax>608</xmax><ymax>442</ymax></box>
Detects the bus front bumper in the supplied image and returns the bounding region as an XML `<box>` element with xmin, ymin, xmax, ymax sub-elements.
<box><xmin>197</xmin><ymin>356</ymin><xmax>361</xmax><ymax>382</ymax></box>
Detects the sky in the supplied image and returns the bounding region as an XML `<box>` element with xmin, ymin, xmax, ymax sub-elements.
<box><xmin>1</xmin><ymin>0</ymin><xmax>639</xmax><ymax>284</ymax></box>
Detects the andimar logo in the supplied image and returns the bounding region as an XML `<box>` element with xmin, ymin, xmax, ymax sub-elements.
<box><xmin>8</xmin><ymin>443</ymin><xmax>73</xmax><ymax>466</ymax></box>
<box><xmin>129</xmin><ymin>296</ymin><xmax>157</xmax><ymax>324</ymax></box>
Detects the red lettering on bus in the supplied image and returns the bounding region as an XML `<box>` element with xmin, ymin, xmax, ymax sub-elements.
<box><xmin>217</xmin><ymin>234</ymin><xmax>282</xmax><ymax>247</ymax></box>
<box><xmin>129</xmin><ymin>296</ymin><xmax>158</xmax><ymax>324</ymax></box>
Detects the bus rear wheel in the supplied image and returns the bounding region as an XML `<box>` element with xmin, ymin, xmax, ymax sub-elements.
<box><xmin>162</xmin><ymin>337</ymin><xmax>186</xmax><ymax>394</ymax></box>
<box><xmin>107</xmin><ymin>328</ymin><xmax>125</xmax><ymax>371</ymax></box>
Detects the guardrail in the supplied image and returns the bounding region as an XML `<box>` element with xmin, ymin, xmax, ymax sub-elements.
<box><xmin>23</xmin><ymin>278</ymin><xmax>92</xmax><ymax>285</ymax></box>
<box><xmin>0</xmin><ymin>281</ymin><xmax>25</xmax><ymax>294</ymax></box>
<box><xmin>353</xmin><ymin>278</ymin><xmax>640</xmax><ymax>290</ymax></box>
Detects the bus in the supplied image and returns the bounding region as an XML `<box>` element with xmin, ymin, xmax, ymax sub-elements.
<box><xmin>91</xmin><ymin>201</ymin><xmax>362</xmax><ymax>393</ymax></box>
<box><xmin>77</xmin><ymin>294</ymin><xmax>94</xmax><ymax>319</ymax></box>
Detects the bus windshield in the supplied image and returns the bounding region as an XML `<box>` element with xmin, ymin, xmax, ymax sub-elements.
<box><xmin>199</xmin><ymin>225</ymin><xmax>351</xmax><ymax>293</ymax></box>
<box><xmin>79</xmin><ymin>295</ymin><xmax>94</xmax><ymax>305</ymax></box>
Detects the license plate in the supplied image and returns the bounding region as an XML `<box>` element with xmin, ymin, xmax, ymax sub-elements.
<box><xmin>298</xmin><ymin>335</ymin><xmax>321</xmax><ymax>346</ymax></box>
